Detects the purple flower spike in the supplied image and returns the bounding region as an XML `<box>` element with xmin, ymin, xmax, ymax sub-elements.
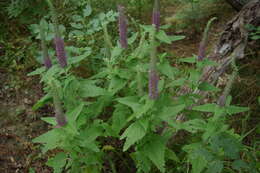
<box><xmin>149</xmin><ymin>69</ymin><xmax>159</xmax><ymax>99</ymax></box>
<box><xmin>44</xmin><ymin>55</ymin><xmax>52</xmax><ymax>69</ymax></box>
<box><xmin>118</xmin><ymin>5</ymin><xmax>128</xmax><ymax>49</ymax></box>
<box><xmin>198</xmin><ymin>42</ymin><xmax>206</xmax><ymax>61</ymax></box>
<box><xmin>54</xmin><ymin>36</ymin><xmax>67</xmax><ymax>68</ymax></box>
<box><xmin>152</xmin><ymin>0</ymin><xmax>160</xmax><ymax>31</ymax></box>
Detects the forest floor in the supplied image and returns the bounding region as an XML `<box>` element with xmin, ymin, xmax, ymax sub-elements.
<box><xmin>0</xmin><ymin>3</ymin><xmax>258</xmax><ymax>172</ymax></box>
<box><xmin>0</xmin><ymin>69</ymin><xmax>52</xmax><ymax>172</ymax></box>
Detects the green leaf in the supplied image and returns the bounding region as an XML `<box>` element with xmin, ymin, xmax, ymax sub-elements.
<box><xmin>28</xmin><ymin>67</ymin><xmax>46</xmax><ymax>76</ymax></box>
<box><xmin>71</xmin><ymin>15</ymin><xmax>84</xmax><ymax>22</ymax></box>
<box><xmin>41</xmin><ymin>117</ymin><xmax>56</xmax><ymax>125</ymax></box>
<box><xmin>192</xmin><ymin>104</ymin><xmax>218</xmax><ymax>113</ymax></box>
<box><xmin>160</xmin><ymin>104</ymin><xmax>185</xmax><ymax>121</ymax></box>
<box><xmin>191</xmin><ymin>155</ymin><xmax>207</xmax><ymax>173</ymax></box>
<box><xmin>131</xmin><ymin>151</ymin><xmax>152</xmax><ymax>173</ymax></box>
<box><xmin>112</xmin><ymin>104</ymin><xmax>130</xmax><ymax>135</ymax></box>
<box><xmin>167</xmin><ymin>78</ymin><xmax>186</xmax><ymax>87</ymax></box>
<box><xmin>83</xmin><ymin>5</ymin><xmax>92</xmax><ymax>17</ymax></box>
<box><xmin>120</xmin><ymin>119</ymin><xmax>148</xmax><ymax>151</ymax></box>
<box><xmin>225</xmin><ymin>105</ymin><xmax>249</xmax><ymax>115</ymax></box>
<box><xmin>168</xmin><ymin>35</ymin><xmax>185</xmax><ymax>42</ymax></box>
<box><xmin>165</xmin><ymin>148</ymin><xmax>180</xmax><ymax>163</ymax></box>
<box><xmin>111</xmin><ymin>46</ymin><xmax>123</xmax><ymax>59</ymax></box>
<box><xmin>232</xmin><ymin>160</ymin><xmax>249</xmax><ymax>171</ymax></box>
<box><xmin>46</xmin><ymin>152</ymin><xmax>67</xmax><ymax>173</ymax></box>
<box><xmin>116</xmin><ymin>96</ymin><xmax>141</xmax><ymax>112</ymax></box>
<box><xmin>198</xmin><ymin>82</ymin><xmax>220</xmax><ymax>92</ymax></box>
<box><xmin>67</xmin><ymin>102</ymin><xmax>84</xmax><ymax>122</ymax></box>
<box><xmin>68</xmin><ymin>49</ymin><xmax>92</xmax><ymax>64</ymax></box>
<box><xmin>133</xmin><ymin>98</ymin><xmax>154</xmax><ymax>119</ymax></box>
<box><xmin>179</xmin><ymin>57</ymin><xmax>196</xmax><ymax>63</ymax></box>
<box><xmin>128</xmin><ymin>32</ymin><xmax>139</xmax><ymax>44</ymax></box>
<box><xmin>156</xmin><ymin>30</ymin><xmax>172</xmax><ymax>44</ymax></box>
<box><xmin>183</xmin><ymin>144</ymin><xmax>209</xmax><ymax>173</ymax></box>
<box><xmin>210</xmin><ymin>132</ymin><xmax>241</xmax><ymax>159</ymax></box>
<box><xmin>70</xmin><ymin>23</ymin><xmax>83</xmax><ymax>29</ymax></box>
<box><xmin>142</xmin><ymin>135</ymin><xmax>166</xmax><ymax>172</ymax></box>
<box><xmin>80</xmin><ymin>83</ymin><xmax>107</xmax><ymax>97</ymax></box>
<box><xmin>182</xmin><ymin>119</ymin><xmax>206</xmax><ymax>133</ymax></box>
<box><xmin>206</xmin><ymin>160</ymin><xmax>223</xmax><ymax>173</ymax></box>
<box><xmin>32</xmin><ymin>129</ymin><xmax>62</xmax><ymax>153</ymax></box>
<box><xmin>32</xmin><ymin>94</ymin><xmax>51</xmax><ymax>111</ymax></box>
<box><xmin>158</xmin><ymin>62</ymin><xmax>175</xmax><ymax>79</ymax></box>
<box><xmin>29</xmin><ymin>168</ymin><xmax>35</xmax><ymax>173</ymax></box>
<box><xmin>108</xmin><ymin>76</ymin><xmax>127</xmax><ymax>95</ymax></box>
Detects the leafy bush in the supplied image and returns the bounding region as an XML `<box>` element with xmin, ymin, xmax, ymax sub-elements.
<box><xmin>28</xmin><ymin>0</ymin><xmax>258</xmax><ymax>173</ymax></box>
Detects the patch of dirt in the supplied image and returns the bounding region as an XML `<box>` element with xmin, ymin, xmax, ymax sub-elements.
<box><xmin>0</xmin><ymin>68</ymin><xmax>52</xmax><ymax>173</ymax></box>
<box><xmin>163</xmin><ymin>0</ymin><xmax>237</xmax><ymax>58</ymax></box>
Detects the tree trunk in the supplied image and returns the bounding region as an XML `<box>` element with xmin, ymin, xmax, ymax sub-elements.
<box><xmin>201</xmin><ymin>0</ymin><xmax>260</xmax><ymax>86</ymax></box>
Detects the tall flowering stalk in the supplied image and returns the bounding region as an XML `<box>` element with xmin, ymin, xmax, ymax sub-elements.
<box><xmin>118</xmin><ymin>5</ymin><xmax>128</xmax><ymax>49</ymax></box>
<box><xmin>46</xmin><ymin>0</ymin><xmax>67</xmax><ymax>68</ymax></box>
<box><xmin>152</xmin><ymin>0</ymin><xmax>160</xmax><ymax>31</ymax></box>
<box><xmin>50</xmin><ymin>81</ymin><xmax>67</xmax><ymax>127</ymax></box>
<box><xmin>148</xmin><ymin>0</ymin><xmax>160</xmax><ymax>100</ymax></box>
<box><xmin>198</xmin><ymin>17</ymin><xmax>217</xmax><ymax>61</ymax></box>
<box><xmin>39</xmin><ymin>20</ymin><xmax>52</xmax><ymax>69</ymax></box>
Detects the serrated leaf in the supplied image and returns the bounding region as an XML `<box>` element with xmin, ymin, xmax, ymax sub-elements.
<box><xmin>133</xmin><ymin>98</ymin><xmax>154</xmax><ymax>119</ymax></box>
<box><xmin>142</xmin><ymin>135</ymin><xmax>166</xmax><ymax>172</ymax></box>
<box><xmin>108</xmin><ymin>76</ymin><xmax>127</xmax><ymax>95</ymax></box>
<box><xmin>46</xmin><ymin>152</ymin><xmax>67</xmax><ymax>173</ymax></box>
<box><xmin>232</xmin><ymin>160</ymin><xmax>248</xmax><ymax>171</ymax></box>
<box><xmin>206</xmin><ymin>160</ymin><xmax>223</xmax><ymax>173</ymax></box>
<box><xmin>182</xmin><ymin>119</ymin><xmax>206</xmax><ymax>133</ymax></box>
<box><xmin>32</xmin><ymin>129</ymin><xmax>62</xmax><ymax>153</ymax></box>
<box><xmin>158</xmin><ymin>62</ymin><xmax>175</xmax><ymax>79</ymax></box>
<box><xmin>111</xmin><ymin>46</ymin><xmax>123</xmax><ymax>59</ymax></box>
<box><xmin>160</xmin><ymin>104</ymin><xmax>185</xmax><ymax>121</ymax></box>
<box><xmin>116</xmin><ymin>96</ymin><xmax>141</xmax><ymax>112</ymax></box>
<box><xmin>192</xmin><ymin>104</ymin><xmax>218</xmax><ymax>113</ymax></box>
<box><xmin>191</xmin><ymin>155</ymin><xmax>207</xmax><ymax>173</ymax></box>
<box><xmin>112</xmin><ymin>104</ymin><xmax>130</xmax><ymax>135</ymax></box>
<box><xmin>80</xmin><ymin>83</ymin><xmax>107</xmax><ymax>97</ymax></box>
<box><xmin>120</xmin><ymin>119</ymin><xmax>148</xmax><ymax>151</ymax></box>
<box><xmin>156</xmin><ymin>30</ymin><xmax>172</xmax><ymax>44</ymax></box>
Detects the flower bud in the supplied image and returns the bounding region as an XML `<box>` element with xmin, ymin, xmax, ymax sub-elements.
<box><xmin>149</xmin><ymin>69</ymin><xmax>159</xmax><ymax>99</ymax></box>
<box><xmin>152</xmin><ymin>0</ymin><xmax>160</xmax><ymax>31</ymax></box>
<box><xmin>118</xmin><ymin>5</ymin><xmax>128</xmax><ymax>48</ymax></box>
<box><xmin>54</xmin><ymin>36</ymin><xmax>67</xmax><ymax>68</ymax></box>
<box><xmin>44</xmin><ymin>55</ymin><xmax>52</xmax><ymax>69</ymax></box>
